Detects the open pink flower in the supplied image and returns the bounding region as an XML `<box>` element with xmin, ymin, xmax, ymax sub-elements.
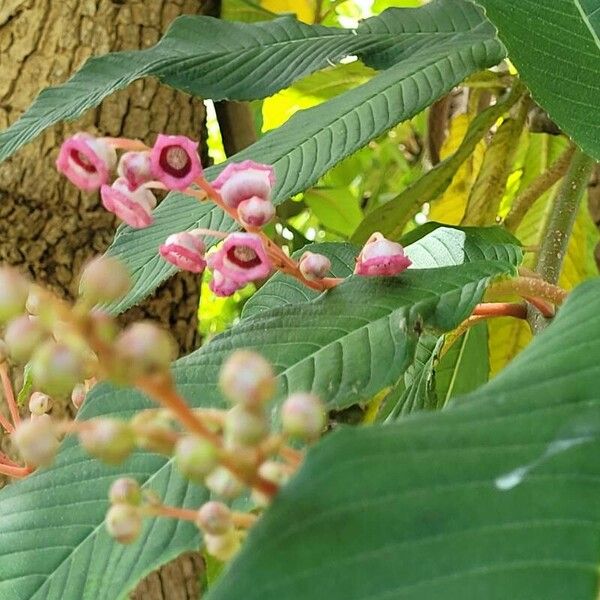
<box><xmin>354</xmin><ymin>232</ymin><xmax>412</xmax><ymax>277</ymax></box>
<box><xmin>238</xmin><ymin>196</ymin><xmax>276</xmax><ymax>228</ymax></box>
<box><xmin>207</xmin><ymin>233</ymin><xmax>271</xmax><ymax>285</ymax></box>
<box><xmin>56</xmin><ymin>133</ymin><xmax>117</xmax><ymax>191</ymax></box>
<box><xmin>159</xmin><ymin>231</ymin><xmax>206</xmax><ymax>273</ymax></box>
<box><xmin>212</xmin><ymin>161</ymin><xmax>275</xmax><ymax>209</ymax></box>
<box><xmin>101</xmin><ymin>178</ymin><xmax>156</xmax><ymax>229</ymax></box>
<box><xmin>209</xmin><ymin>270</ymin><xmax>244</xmax><ymax>297</ymax></box>
<box><xmin>150</xmin><ymin>134</ymin><xmax>202</xmax><ymax>190</ymax></box>
<box><xmin>118</xmin><ymin>151</ymin><xmax>153</xmax><ymax>190</ymax></box>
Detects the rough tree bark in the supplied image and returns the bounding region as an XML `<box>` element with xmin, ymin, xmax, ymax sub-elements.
<box><xmin>0</xmin><ymin>0</ymin><xmax>218</xmax><ymax>597</ymax></box>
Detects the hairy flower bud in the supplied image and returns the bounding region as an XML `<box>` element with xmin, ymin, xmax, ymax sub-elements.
<box><xmin>175</xmin><ymin>436</ymin><xmax>218</xmax><ymax>483</ymax></box>
<box><xmin>114</xmin><ymin>322</ymin><xmax>176</xmax><ymax>379</ymax></box>
<box><xmin>354</xmin><ymin>232</ymin><xmax>412</xmax><ymax>276</ymax></box>
<box><xmin>281</xmin><ymin>393</ymin><xmax>326</xmax><ymax>442</ymax></box>
<box><xmin>298</xmin><ymin>251</ymin><xmax>332</xmax><ymax>281</ymax></box>
<box><xmin>4</xmin><ymin>315</ymin><xmax>45</xmax><ymax>363</ymax></box>
<box><xmin>196</xmin><ymin>501</ymin><xmax>233</xmax><ymax>535</ymax></box>
<box><xmin>79</xmin><ymin>256</ymin><xmax>131</xmax><ymax>305</ymax></box>
<box><xmin>71</xmin><ymin>383</ymin><xmax>87</xmax><ymax>411</ymax></box>
<box><xmin>109</xmin><ymin>477</ymin><xmax>142</xmax><ymax>506</ymax></box>
<box><xmin>150</xmin><ymin>134</ymin><xmax>202</xmax><ymax>190</ymax></box>
<box><xmin>13</xmin><ymin>414</ymin><xmax>58</xmax><ymax>467</ymax></box>
<box><xmin>28</xmin><ymin>391</ymin><xmax>53</xmax><ymax>416</ymax></box>
<box><xmin>225</xmin><ymin>405</ymin><xmax>269</xmax><ymax>447</ymax></box>
<box><xmin>204</xmin><ymin>530</ymin><xmax>240</xmax><ymax>561</ymax></box>
<box><xmin>117</xmin><ymin>151</ymin><xmax>153</xmax><ymax>190</ymax></box>
<box><xmin>205</xmin><ymin>467</ymin><xmax>244</xmax><ymax>500</ymax></box>
<box><xmin>159</xmin><ymin>231</ymin><xmax>206</xmax><ymax>274</ymax></box>
<box><xmin>79</xmin><ymin>419</ymin><xmax>135</xmax><ymax>464</ymax></box>
<box><xmin>101</xmin><ymin>178</ymin><xmax>157</xmax><ymax>229</ymax></box>
<box><xmin>106</xmin><ymin>504</ymin><xmax>142</xmax><ymax>544</ymax></box>
<box><xmin>56</xmin><ymin>133</ymin><xmax>117</xmax><ymax>191</ymax></box>
<box><xmin>237</xmin><ymin>196</ymin><xmax>276</xmax><ymax>229</ymax></box>
<box><xmin>30</xmin><ymin>341</ymin><xmax>87</xmax><ymax>397</ymax></box>
<box><xmin>219</xmin><ymin>350</ymin><xmax>275</xmax><ymax>409</ymax></box>
<box><xmin>212</xmin><ymin>161</ymin><xmax>274</xmax><ymax>209</ymax></box>
<box><xmin>0</xmin><ymin>267</ymin><xmax>29</xmax><ymax>323</ymax></box>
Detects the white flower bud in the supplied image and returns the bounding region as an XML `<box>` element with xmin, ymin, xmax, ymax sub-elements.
<box><xmin>106</xmin><ymin>504</ymin><xmax>142</xmax><ymax>544</ymax></box>
<box><xmin>281</xmin><ymin>393</ymin><xmax>326</xmax><ymax>442</ymax></box>
<box><xmin>219</xmin><ymin>350</ymin><xmax>275</xmax><ymax>409</ymax></box>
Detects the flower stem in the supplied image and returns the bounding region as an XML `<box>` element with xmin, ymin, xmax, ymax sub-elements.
<box><xmin>472</xmin><ymin>302</ymin><xmax>527</xmax><ymax>319</ymax></box>
<box><xmin>102</xmin><ymin>137</ymin><xmax>150</xmax><ymax>152</ymax></box>
<box><xmin>0</xmin><ymin>363</ymin><xmax>19</xmax><ymax>427</ymax></box>
<box><xmin>145</xmin><ymin>503</ymin><xmax>257</xmax><ymax>528</ymax></box>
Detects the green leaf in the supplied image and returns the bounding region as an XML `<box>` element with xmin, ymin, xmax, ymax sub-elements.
<box><xmin>0</xmin><ymin>227</ymin><xmax>521</xmax><ymax>599</ymax></box>
<box><xmin>16</xmin><ymin>363</ymin><xmax>33</xmax><ymax>407</ymax></box>
<box><xmin>303</xmin><ymin>187</ymin><xmax>363</xmax><ymax>237</ymax></box>
<box><xmin>207</xmin><ymin>277</ymin><xmax>600</xmax><ymax>600</ymax></box>
<box><xmin>105</xmin><ymin>1</ymin><xmax>504</xmax><ymax>313</ymax></box>
<box><xmin>475</xmin><ymin>0</ymin><xmax>600</xmax><ymax>159</ymax></box>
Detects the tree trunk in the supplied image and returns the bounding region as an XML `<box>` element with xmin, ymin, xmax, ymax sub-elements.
<box><xmin>0</xmin><ymin>0</ymin><xmax>218</xmax><ymax>597</ymax></box>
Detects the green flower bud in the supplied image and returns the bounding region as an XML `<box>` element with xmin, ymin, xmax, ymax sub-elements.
<box><xmin>225</xmin><ymin>405</ymin><xmax>269</xmax><ymax>447</ymax></box>
<box><xmin>30</xmin><ymin>341</ymin><xmax>86</xmax><ymax>397</ymax></box>
<box><xmin>0</xmin><ymin>268</ymin><xmax>29</xmax><ymax>323</ymax></box>
<box><xmin>12</xmin><ymin>414</ymin><xmax>58</xmax><ymax>467</ymax></box>
<box><xmin>205</xmin><ymin>467</ymin><xmax>244</xmax><ymax>500</ymax></box>
<box><xmin>196</xmin><ymin>501</ymin><xmax>233</xmax><ymax>535</ymax></box>
<box><xmin>174</xmin><ymin>435</ymin><xmax>218</xmax><ymax>483</ymax></box>
<box><xmin>281</xmin><ymin>393</ymin><xmax>326</xmax><ymax>442</ymax></box>
<box><xmin>28</xmin><ymin>391</ymin><xmax>53</xmax><ymax>415</ymax></box>
<box><xmin>204</xmin><ymin>530</ymin><xmax>240</xmax><ymax>561</ymax></box>
<box><xmin>4</xmin><ymin>315</ymin><xmax>45</xmax><ymax>363</ymax></box>
<box><xmin>131</xmin><ymin>409</ymin><xmax>176</xmax><ymax>454</ymax></box>
<box><xmin>106</xmin><ymin>504</ymin><xmax>142</xmax><ymax>544</ymax></box>
<box><xmin>219</xmin><ymin>350</ymin><xmax>275</xmax><ymax>409</ymax></box>
<box><xmin>79</xmin><ymin>419</ymin><xmax>135</xmax><ymax>464</ymax></box>
<box><xmin>109</xmin><ymin>477</ymin><xmax>142</xmax><ymax>506</ymax></box>
<box><xmin>79</xmin><ymin>256</ymin><xmax>131</xmax><ymax>305</ymax></box>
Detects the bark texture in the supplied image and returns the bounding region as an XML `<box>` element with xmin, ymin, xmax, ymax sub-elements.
<box><xmin>0</xmin><ymin>0</ymin><xmax>218</xmax><ymax>597</ymax></box>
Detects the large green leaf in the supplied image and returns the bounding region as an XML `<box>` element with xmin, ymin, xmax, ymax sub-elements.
<box><xmin>207</xmin><ymin>277</ymin><xmax>600</xmax><ymax>600</ymax></box>
<box><xmin>475</xmin><ymin>0</ymin><xmax>600</xmax><ymax>159</ymax></box>
<box><xmin>0</xmin><ymin>227</ymin><xmax>520</xmax><ymax>600</ymax></box>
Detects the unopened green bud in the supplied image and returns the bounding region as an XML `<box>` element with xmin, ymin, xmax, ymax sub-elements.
<box><xmin>114</xmin><ymin>322</ymin><xmax>176</xmax><ymax>379</ymax></box>
<box><xmin>131</xmin><ymin>409</ymin><xmax>176</xmax><ymax>454</ymax></box>
<box><xmin>28</xmin><ymin>391</ymin><xmax>53</xmax><ymax>415</ymax></box>
<box><xmin>71</xmin><ymin>383</ymin><xmax>86</xmax><ymax>411</ymax></box>
<box><xmin>225</xmin><ymin>405</ymin><xmax>268</xmax><ymax>447</ymax></box>
<box><xmin>79</xmin><ymin>256</ymin><xmax>131</xmax><ymax>305</ymax></box>
<box><xmin>0</xmin><ymin>267</ymin><xmax>29</xmax><ymax>323</ymax></box>
<box><xmin>79</xmin><ymin>419</ymin><xmax>135</xmax><ymax>464</ymax></box>
<box><xmin>175</xmin><ymin>435</ymin><xmax>218</xmax><ymax>483</ymax></box>
<box><xmin>4</xmin><ymin>315</ymin><xmax>45</xmax><ymax>363</ymax></box>
<box><xmin>12</xmin><ymin>414</ymin><xmax>58</xmax><ymax>467</ymax></box>
<box><xmin>281</xmin><ymin>393</ymin><xmax>325</xmax><ymax>442</ymax></box>
<box><xmin>219</xmin><ymin>350</ymin><xmax>275</xmax><ymax>409</ymax></box>
<box><xmin>30</xmin><ymin>341</ymin><xmax>86</xmax><ymax>397</ymax></box>
<box><xmin>204</xmin><ymin>530</ymin><xmax>240</xmax><ymax>561</ymax></box>
<box><xmin>106</xmin><ymin>504</ymin><xmax>142</xmax><ymax>544</ymax></box>
<box><xmin>109</xmin><ymin>477</ymin><xmax>142</xmax><ymax>506</ymax></box>
<box><xmin>196</xmin><ymin>501</ymin><xmax>233</xmax><ymax>535</ymax></box>
<box><xmin>205</xmin><ymin>467</ymin><xmax>244</xmax><ymax>500</ymax></box>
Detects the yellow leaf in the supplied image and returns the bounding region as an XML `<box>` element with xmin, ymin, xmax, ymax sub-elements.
<box><xmin>261</xmin><ymin>0</ymin><xmax>314</xmax><ymax>22</ymax></box>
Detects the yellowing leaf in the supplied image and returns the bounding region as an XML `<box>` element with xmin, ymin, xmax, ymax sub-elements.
<box><xmin>261</xmin><ymin>0</ymin><xmax>314</xmax><ymax>22</ymax></box>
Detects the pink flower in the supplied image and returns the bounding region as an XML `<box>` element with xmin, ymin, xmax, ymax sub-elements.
<box><xmin>209</xmin><ymin>270</ymin><xmax>244</xmax><ymax>297</ymax></box>
<box><xmin>212</xmin><ymin>161</ymin><xmax>275</xmax><ymax>209</ymax></box>
<box><xmin>299</xmin><ymin>251</ymin><xmax>331</xmax><ymax>281</ymax></box>
<box><xmin>354</xmin><ymin>232</ymin><xmax>412</xmax><ymax>276</ymax></box>
<box><xmin>159</xmin><ymin>231</ymin><xmax>206</xmax><ymax>273</ymax></box>
<box><xmin>238</xmin><ymin>196</ymin><xmax>276</xmax><ymax>228</ymax></box>
<box><xmin>150</xmin><ymin>134</ymin><xmax>202</xmax><ymax>190</ymax></box>
<box><xmin>207</xmin><ymin>233</ymin><xmax>271</xmax><ymax>285</ymax></box>
<box><xmin>101</xmin><ymin>178</ymin><xmax>156</xmax><ymax>229</ymax></box>
<box><xmin>56</xmin><ymin>133</ymin><xmax>117</xmax><ymax>191</ymax></box>
<box><xmin>118</xmin><ymin>151</ymin><xmax>153</xmax><ymax>190</ymax></box>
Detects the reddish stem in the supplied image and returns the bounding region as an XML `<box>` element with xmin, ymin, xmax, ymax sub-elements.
<box><xmin>472</xmin><ymin>302</ymin><xmax>527</xmax><ymax>319</ymax></box>
<box><xmin>0</xmin><ymin>364</ymin><xmax>20</xmax><ymax>427</ymax></box>
<box><xmin>0</xmin><ymin>450</ymin><xmax>21</xmax><ymax>468</ymax></box>
<box><xmin>146</xmin><ymin>503</ymin><xmax>257</xmax><ymax>528</ymax></box>
<box><xmin>102</xmin><ymin>137</ymin><xmax>150</xmax><ymax>152</ymax></box>
<box><xmin>0</xmin><ymin>463</ymin><xmax>33</xmax><ymax>479</ymax></box>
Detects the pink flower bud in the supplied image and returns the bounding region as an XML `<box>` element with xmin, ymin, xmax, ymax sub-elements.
<box><xmin>150</xmin><ymin>134</ymin><xmax>202</xmax><ymax>190</ymax></box>
<box><xmin>4</xmin><ymin>315</ymin><xmax>45</xmax><ymax>363</ymax></box>
<box><xmin>196</xmin><ymin>501</ymin><xmax>233</xmax><ymax>535</ymax></box>
<box><xmin>117</xmin><ymin>151</ymin><xmax>153</xmax><ymax>190</ymax></box>
<box><xmin>219</xmin><ymin>350</ymin><xmax>275</xmax><ymax>409</ymax></box>
<box><xmin>209</xmin><ymin>270</ymin><xmax>243</xmax><ymax>298</ymax></box>
<box><xmin>71</xmin><ymin>384</ymin><xmax>87</xmax><ymax>411</ymax></box>
<box><xmin>204</xmin><ymin>530</ymin><xmax>240</xmax><ymax>561</ymax></box>
<box><xmin>225</xmin><ymin>405</ymin><xmax>269</xmax><ymax>447</ymax></box>
<box><xmin>79</xmin><ymin>419</ymin><xmax>135</xmax><ymax>464</ymax></box>
<box><xmin>207</xmin><ymin>233</ymin><xmax>271</xmax><ymax>286</ymax></box>
<box><xmin>175</xmin><ymin>436</ymin><xmax>218</xmax><ymax>483</ymax></box>
<box><xmin>28</xmin><ymin>391</ymin><xmax>53</xmax><ymax>415</ymax></box>
<box><xmin>298</xmin><ymin>251</ymin><xmax>331</xmax><ymax>281</ymax></box>
<box><xmin>13</xmin><ymin>414</ymin><xmax>58</xmax><ymax>467</ymax></box>
<box><xmin>56</xmin><ymin>133</ymin><xmax>117</xmax><ymax>191</ymax></box>
<box><xmin>0</xmin><ymin>267</ymin><xmax>29</xmax><ymax>323</ymax></box>
<box><xmin>109</xmin><ymin>477</ymin><xmax>142</xmax><ymax>506</ymax></box>
<box><xmin>354</xmin><ymin>232</ymin><xmax>412</xmax><ymax>277</ymax></box>
<box><xmin>106</xmin><ymin>504</ymin><xmax>142</xmax><ymax>544</ymax></box>
<box><xmin>237</xmin><ymin>196</ymin><xmax>276</xmax><ymax>228</ymax></box>
<box><xmin>205</xmin><ymin>467</ymin><xmax>244</xmax><ymax>499</ymax></box>
<box><xmin>159</xmin><ymin>231</ymin><xmax>206</xmax><ymax>274</ymax></box>
<box><xmin>79</xmin><ymin>256</ymin><xmax>131</xmax><ymax>304</ymax></box>
<box><xmin>30</xmin><ymin>341</ymin><xmax>87</xmax><ymax>397</ymax></box>
<box><xmin>212</xmin><ymin>161</ymin><xmax>275</xmax><ymax>209</ymax></box>
<box><xmin>281</xmin><ymin>392</ymin><xmax>326</xmax><ymax>442</ymax></box>
<box><xmin>101</xmin><ymin>178</ymin><xmax>156</xmax><ymax>229</ymax></box>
